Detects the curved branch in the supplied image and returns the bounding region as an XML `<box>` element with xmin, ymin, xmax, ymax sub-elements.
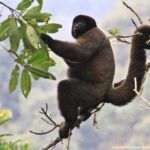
<box><xmin>29</xmin><ymin>126</ymin><xmax>58</xmax><ymax>135</ymax></box>
<box><xmin>122</xmin><ymin>1</ymin><xmax>143</xmax><ymax>24</ymax></box>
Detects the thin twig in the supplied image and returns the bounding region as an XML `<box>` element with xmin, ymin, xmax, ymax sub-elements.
<box><xmin>139</xmin><ymin>104</ymin><xmax>150</xmax><ymax>110</ymax></box>
<box><xmin>39</xmin><ymin>103</ymin><xmax>57</xmax><ymax>126</ymax></box>
<box><xmin>0</xmin><ymin>1</ymin><xmax>20</xmax><ymax>17</ymax></box>
<box><xmin>109</xmin><ymin>32</ymin><xmax>142</xmax><ymax>45</ymax></box>
<box><xmin>131</xmin><ymin>18</ymin><xmax>138</xmax><ymax>31</ymax></box>
<box><xmin>41</xmin><ymin>103</ymin><xmax>105</xmax><ymax>149</ymax></box>
<box><xmin>41</xmin><ymin>117</ymin><xmax>52</xmax><ymax>126</ymax></box>
<box><xmin>0</xmin><ymin>1</ymin><xmax>15</xmax><ymax>12</ymax></box>
<box><xmin>67</xmin><ymin>129</ymin><xmax>71</xmax><ymax>150</ymax></box>
<box><xmin>0</xmin><ymin>44</ymin><xmax>16</xmax><ymax>60</ymax></box>
<box><xmin>41</xmin><ymin>137</ymin><xmax>61</xmax><ymax>150</ymax></box>
<box><xmin>116</xmin><ymin>38</ymin><xmax>131</xmax><ymax>44</ymax></box>
<box><xmin>29</xmin><ymin>126</ymin><xmax>58</xmax><ymax>135</ymax></box>
<box><xmin>30</xmin><ymin>103</ymin><xmax>60</xmax><ymax>136</ymax></box>
<box><xmin>91</xmin><ymin>103</ymin><xmax>105</xmax><ymax>114</ymax></box>
<box><xmin>92</xmin><ymin>113</ymin><xmax>98</xmax><ymax>127</ymax></box>
<box><xmin>122</xmin><ymin>1</ymin><xmax>143</xmax><ymax>24</ymax></box>
<box><xmin>116</xmin><ymin>33</ymin><xmax>141</xmax><ymax>39</ymax></box>
<box><xmin>133</xmin><ymin>77</ymin><xmax>150</xmax><ymax>109</ymax></box>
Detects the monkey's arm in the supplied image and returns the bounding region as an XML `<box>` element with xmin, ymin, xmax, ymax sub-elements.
<box><xmin>40</xmin><ymin>34</ymin><xmax>96</xmax><ymax>63</ymax></box>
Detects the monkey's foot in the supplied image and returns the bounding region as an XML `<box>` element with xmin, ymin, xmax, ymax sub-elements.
<box><xmin>78</xmin><ymin>113</ymin><xmax>91</xmax><ymax>121</ymax></box>
<box><xmin>59</xmin><ymin>122</ymin><xmax>72</xmax><ymax>139</ymax></box>
<box><xmin>78</xmin><ymin>108</ymin><xmax>91</xmax><ymax>121</ymax></box>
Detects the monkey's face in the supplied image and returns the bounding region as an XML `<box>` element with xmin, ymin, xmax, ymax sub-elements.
<box><xmin>72</xmin><ymin>15</ymin><xmax>97</xmax><ymax>39</ymax></box>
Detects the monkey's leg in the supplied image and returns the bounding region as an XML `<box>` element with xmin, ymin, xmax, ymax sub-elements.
<box><xmin>78</xmin><ymin>107</ymin><xmax>91</xmax><ymax>121</ymax></box>
<box><xmin>57</xmin><ymin>79</ymin><xmax>102</xmax><ymax>139</ymax></box>
<box><xmin>57</xmin><ymin>80</ymin><xmax>78</xmax><ymax>139</ymax></box>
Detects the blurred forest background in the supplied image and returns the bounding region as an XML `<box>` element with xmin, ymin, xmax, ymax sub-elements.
<box><xmin>0</xmin><ymin>0</ymin><xmax>150</xmax><ymax>149</ymax></box>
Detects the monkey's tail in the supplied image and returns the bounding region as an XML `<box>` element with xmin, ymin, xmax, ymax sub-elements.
<box><xmin>108</xmin><ymin>25</ymin><xmax>150</xmax><ymax>106</ymax></box>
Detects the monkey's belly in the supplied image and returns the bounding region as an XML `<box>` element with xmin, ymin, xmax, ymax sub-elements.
<box><xmin>67</xmin><ymin>67</ymin><xmax>104</xmax><ymax>83</ymax></box>
<box><xmin>68</xmin><ymin>67</ymin><xmax>89</xmax><ymax>80</ymax></box>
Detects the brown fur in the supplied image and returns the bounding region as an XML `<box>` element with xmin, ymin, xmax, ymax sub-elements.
<box><xmin>41</xmin><ymin>16</ymin><xmax>150</xmax><ymax>139</ymax></box>
<box><xmin>52</xmin><ymin>27</ymin><xmax>115</xmax><ymax>120</ymax></box>
<box><xmin>108</xmin><ymin>25</ymin><xmax>150</xmax><ymax>105</ymax></box>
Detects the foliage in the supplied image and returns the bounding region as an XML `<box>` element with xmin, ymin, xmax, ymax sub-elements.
<box><xmin>0</xmin><ymin>109</ymin><xmax>33</xmax><ymax>150</ymax></box>
<box><xmin>107</xmin><ymin>28</ymin><xmax>120</xmax><ymax>39</ymax></box>
<box><xmin>0</xmin><ymin>138</ymin><xmax>33</xmax><ymax>150</ymax></box>
<box><xmin>0</xmin><ymin>0</ymin><xmax>62</xmax><ymax>98</ymax></box>
<box><xmin>0</xmin><ymin>109</ymin><xmax>12</xmax><ymax>126</ymax></box>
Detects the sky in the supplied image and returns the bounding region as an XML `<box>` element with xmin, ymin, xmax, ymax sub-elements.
<box><xmin>1</xmin><ymin>0</ymin><xmax>118</xmax><ymax>40</ymax></box>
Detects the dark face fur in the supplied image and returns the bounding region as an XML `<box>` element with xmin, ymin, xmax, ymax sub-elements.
<box><xmin>72</xmin><ymin>15</ymin><xmax>97</xmax><ymax>39</ymax></box>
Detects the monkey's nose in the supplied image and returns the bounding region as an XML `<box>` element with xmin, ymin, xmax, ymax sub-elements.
<box><xmin>74</xmin><ymin>25</ymin><xmax>80</xmax><ymax>32</ymax></box>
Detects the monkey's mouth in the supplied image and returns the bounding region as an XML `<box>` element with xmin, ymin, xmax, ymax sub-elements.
<box><xmin>73</xmin><ymin>29</ymin><xmax>83</xmax><ymax>38</ymax></box>
<box><xmin>73</xmin><ymin>27</ymin><xmax>85</xmax><ymax>38</ymax></box>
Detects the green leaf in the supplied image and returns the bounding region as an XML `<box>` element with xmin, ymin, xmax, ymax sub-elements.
<box><xmin>28</xmin><ymin>50</ymin><xmax>48</xmax><ymax>64</ymax></box>
<box><xmin>21</xmin><ymin>69</ymin><xmax>31</xmax><ymax>98</ymax></box>
<box><xmin>108</xmin><ymin>29</ymin><xmax>115</xmax><ymax>35</ymax></box>
<box><xmin>37</xmin><ymin>0</ymin><xmax>43</xmax><ymax>7</ymax></box>
<box><xmin>24</xmin><ymin>5</ymin><xmax>41</xmax><ymax>15</ymax></box>
<box><xmin>23</xmin><ymin>6</ymin><xmax>40</xmax><ymax>18</ymax></box>
<box><xmin>41</xmin><ymin>58</ymin><xmax>56</xmax><ymax>67</ymax></box>
<box><xmin>23</xmin><ymin>143</ymin><xmax>28</xmax><ymax>150</ymax></box>
<box><xmin>9</xmin><ymin>65</ymin><xmax>19</xmax><ymax>93</ymax></box>
<box><xmin>27</xmin><ymin>50</ymin><xmax>55</xmax><ymax>77</ymax></box>
<box><xmin>26</xmin><ymin>25</ymin><xmax>40</xmax><ymax>49</ymax></box>
<box><xmin>0</xmin><ymin>18</ymin><xmax>10</xmax><ymax>41</ymax></box>
<box><xmin>17</xmin><ymin>0</ymin><xmax>32</xmax><ymax>11</ymax></box>
<box><xmin>16</xmin><ymin>49</ymin><xmax>32</xmax><ymax>63</ymax></box>
<box><xmin>37</xmin><ymin>23</ymin><xmax>62</xmax><ymax>33</ymax></box>
<box><xmin>39</xmin><ymin>38</ymin><xmax>49</xmax><ymax>52</ymax></box>
<box><xmin>26</xmin><ymin>65</ymin><xmax>56</xmax><ymax>80</ymax></box>
<box><xmin>0</xmin><ymin>109</ymin><xmax>12</xmax><ymax>125</ymax></box>
<box><xmin>18</xmin><ymin>20</ymin><xmax>37</xmax><ymax>51</ymax></box>
<box><xmin>31</xmin><ymin>73</ymin><xmax>40</xmax><ymax>80</ymax></box>
<box><xmin>0</xmin><ymin>134</ymin><xmax>12</xmax><ymax>138</ymax></box>
<box><xmin>24</xmin><ymin>13</ymin><xmax>51</xmax><ymax>22</ymax></box>
<box><xmin>9</xmin><ymin>18</ymin><xmax>20</xmax><ymax>52</ymax></box>
<box><xmin>108</xmin><ymin>28</ymin><xmax>120</xmax><ymax>36</ymax></box>
<box><xmin>114</xmin><ymin>28</ymin><xmax>120</xmax><ymax>35</ymax></box>
<box><xmin>23</xmin><ymin>6</ymin><xmax>51</xmax><ymax>22</ymax></box>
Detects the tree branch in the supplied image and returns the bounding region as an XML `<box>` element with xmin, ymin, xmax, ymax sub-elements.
<box><xmin>122</xmin><ymin>1</ymin><xmax>143</xmax><ymax>24</ymax></box>
<box><xmin>30</xmin><ymin>103</ymin><xmax>60</xmax><ymax>136</ymax></box>
<box><xmin>37</xmin><ymin>103</ymin><xmax>105</xmax><ymax>150</ymax></box>
<box><xmin>133</xmin><ymin>63</ymin><xmax>150</xmax><ymax>109</ymax></box>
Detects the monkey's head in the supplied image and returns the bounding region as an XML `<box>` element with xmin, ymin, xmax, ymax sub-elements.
<box><xmin>72</xmin><ymin>15</ymin><xmax>97</xmax><ymax>39</ymax></box>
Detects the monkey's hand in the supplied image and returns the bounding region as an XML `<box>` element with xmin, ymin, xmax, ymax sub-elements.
<box><xmin>40</xmin><ymin>33</ymin><xmax>53</xmax><ymax>48</ymax></box>
<box><xmin>136</xmin><ymin>25</ymin><xmax>150</xmax><ymax>49</ymax></box>
<box><xmin>146</xmin><ymin>38</ymin><xmax>150</xmax><ymax>49</ymax></box>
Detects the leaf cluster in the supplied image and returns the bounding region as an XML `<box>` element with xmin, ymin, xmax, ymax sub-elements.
<box><xmin>107</xmin><ymin>28</ymin><xmax>120</xmax><ymax>39</ymax></box>
<box><xmin>0</xmin><ymin>0</ymin><xmax>62</xmax><ymax>97</ymax></box>
<box><xmin>0</xmin><ymin>109</ymin><xmax>33</xmax><ymax>149</ymax></box>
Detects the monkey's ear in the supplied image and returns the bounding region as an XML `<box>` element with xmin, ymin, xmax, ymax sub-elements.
<box><xmin>40</xmin><ymin>34</ymin><xmax>53</xmax><ymax>45</ymax></box>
